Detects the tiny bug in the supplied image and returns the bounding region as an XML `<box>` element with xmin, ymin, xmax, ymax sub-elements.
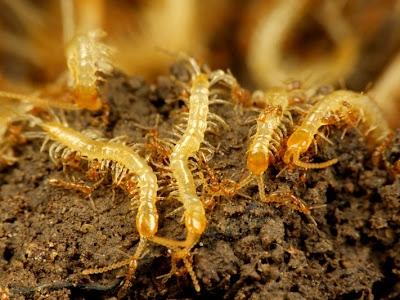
<box><xmin>48</xmin><ymin>177</ymin><xmax>96</xmax><ymax>195</ymax></box>
<box><xmin>198</xmin><ymin>152</ymin><xmax>241</xmax><ymax>208</ymax></box>
<box><xmin>143</xmin><ymin>129</ymin><xmax>173</xmax><ymax>165</ymax></box>
<box><xmin>267</xmin><ymin>188</ymin><xmax>320</xmax><ymax>226</ymax></box>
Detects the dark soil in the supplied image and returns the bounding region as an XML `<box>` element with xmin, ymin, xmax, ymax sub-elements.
<box><xmin>1</xmin><ymin>63</ymin><xmax>399</xmax><ymax>300</ymax></box>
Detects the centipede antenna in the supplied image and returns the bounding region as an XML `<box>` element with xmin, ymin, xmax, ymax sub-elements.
<box><xmin>293</xmin><ymin>154</ymin><xmax>338</xmax><ymax>169</ymax></box>
<box><xmin>309</xmin><ymin>204</ymin><xmax>327</xmax><ymax>210</ymax></box>
<box><xmin>308</xmin><ymin>214</ymin><xmax>318</xmax><ymax>227</ymax></box>
<box><xmin>316</xmin><ymin>132</ymin><xmax>334</xmax><ymax>145</ymax></box>
<box><xmin>237</xmin><ymin>172</ymin><xmax>255</xmax><ymax>189</ymax></box>
<box><xmin>183</xmin><ymin>256</ymin><xmax>200</xmax><ymax>292</ymax></box>
<box><xmin>82</xmin><ymin>258</ymin><xmax>132</xmax><ymax>275</ymax></box>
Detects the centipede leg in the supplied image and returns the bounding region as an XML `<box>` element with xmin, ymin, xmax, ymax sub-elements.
<box><xmin>117</xmin><ymin>237</ymin><xmax>147</xmax><ymax>299</ymax></box>
<box><xmin>292</xmin><ymin>150</ymin><xmax>338</xmax><ymax>169</ymax></box>
<box><xmin>149</xmin><ymin>231</ymin><xmax>200</xmax><ymax>254</ymax></box>
<box><xmin>149</xmin><ymin>232</ymin><xmax>201</xmax><ymax>291</ymax></box>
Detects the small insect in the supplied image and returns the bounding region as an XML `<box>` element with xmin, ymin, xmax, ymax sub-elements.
<box><xmin>284</xmin><ymin>90</ymin><xmax>392</xmax><ymax>169</ymax></box>
<box><xmin>156</xmin><ymin>249</ymin><xmax>197</xmax><ymax>289</ymax></box>
<box><xmin>65</xmin><ymin>29</ymin><xmax>113</xmax><ymax>111</ymax></box>
<box><xmin>47</xmin><ymin>177</ymin><xmax>104</xmax><ymax>209</ymax></box>
<box><xmin>28</xmin><ymin>118</ymin><xmax>158</xmax><ymax>296</ymax></box>
<box><xmin>87</xmin><ymin>161</ymin><xmax>104</xmax><ymax>180</ymax></box>
<box><xmin>228</xmin><ymin>76</ymin><xmax>252</xmax><ymax>107</ymax></box>
<box><xmin>371</xmin><ymin>133</ymin><xmax>394</xmax><ymax>166</ymax></box>
<box><xmin>143</xmin><ymin>129</ymin><xmax>173</xmax><ymax>164</ymax></box>
<box><xmin>267</xmin><ymin>188</ymin><xmax>320</xmax><ymax>226</ymax></box>
<box><xmin>198</xmin><ymin>152</ymin><xmax>241</xmax><ymax>208</ymax></box>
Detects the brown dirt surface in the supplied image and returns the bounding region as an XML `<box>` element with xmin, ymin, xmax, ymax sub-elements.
<box><xmin>1</xmin><ymin>63</ymin><xmax>399</xmax><ymax>300</ymax></box>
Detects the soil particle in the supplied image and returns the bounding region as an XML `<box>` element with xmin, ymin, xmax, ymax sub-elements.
<box><xmin>259</xmin><ymin>218</ymin><xmax>285</xmax><ymax>246</ymax></box>
<box><xmin>197</xmin><ymin>241</ymin><xmax>240</xmax><ymax>290</ymax></box>
<box><xmin>1</xmin><ymin>64</ymin><xmax>399</xmax><ymax>299</ymax></box>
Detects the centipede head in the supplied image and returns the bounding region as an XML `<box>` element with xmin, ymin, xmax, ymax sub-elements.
<box><xmin>185</xmin><ymin>211</ymin><xmax>206</xmax><ymax>235</ymax></box>
<box><xmin>137</xmin><ymin>212</ymin><xmax>159</xmax><ymax>237</ymax></box>
<box><xmin>284</xmin><ymin>129</ymin><xmax>338</xmax><ymax>169</ymax></box>
<box><xmin>258</xmin><ymin>105</ymin><xmax>283</xmax><ymax>122</ymax></box>
<box><xmin>74</xmin><ymin>86</ymin><xmax>102</xmax><ymax>111</ymax></box>
<box><xmin>247</xmin><ymin>149</ymin><xmax>269</xmax><ymax>175</ymax></box>
<box><xmin>284</xmin><ymin>129</ymin><xmax>313</xmax><ymax>166</ymax></box>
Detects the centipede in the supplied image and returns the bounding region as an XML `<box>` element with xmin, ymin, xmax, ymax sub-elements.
<box><xmin>0</xmin><ymin>27</ymin><xmax>113</xmax><ymax>113</ymax></box>
<box><xmin>283</xmin><ymin>90</ymin><xmax>392</xmax><ymax>169</ymax></box>
<box><xmin>247</xmin><ymin>0</ymin><xmax>360</xmax><ymax>87</ymax></box>
<box><xmin>65</xmin><ymin>28</ymin><xmax>113</xmax><ymax>111</ymax></box>
<box><xmin>0</xmin><ymin>1</ymin><xmax>399</xmax><ymax>300</ymax></box>
<box><xmin>147</xmin><ymin>54</ymin><xmax>241</xmax><ymax>291</ymax></box>
<box><xmin>27</xmin><ymin>118</ymin><xmax>158</xmax><ymax>297</ymax></box>
<box><xmin>148</xmin><ymin>56</ymin><xmax>209</xmax><ymax>292</ymax></box>
<box><xmin>241</xmin><ymin>86</ymin><xmax>308</xmax><ymax>211</ymax></box>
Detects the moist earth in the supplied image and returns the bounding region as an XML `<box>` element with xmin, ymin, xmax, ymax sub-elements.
<box><xmin>0</xmin><ymin>63</ymin><xmax>399</xmax><ymax>299</ymax></box>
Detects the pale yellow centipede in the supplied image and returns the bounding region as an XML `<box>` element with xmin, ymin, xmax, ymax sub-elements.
<box><xmin>284</xmin><ymin>90</ymin><xmax>392</xmax><ymax>169</ymax></box>
<box><xmin>30</xmin><ymin>119</ymin><xmax>157</xmax><ymax>294</ymax></box>
<box><xmin>65</xmin><ymin>29</ymin><xmax>113</xmax><ymax>110</ymax></box>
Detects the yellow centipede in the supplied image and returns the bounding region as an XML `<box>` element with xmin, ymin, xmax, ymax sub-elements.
<box><xmin>284</xmin><ymin>90</ymin><xmax>392</xmax><ymax>169</ymax></box>
<box><xmin>65</xmin><ymin>29</ymin><xmax>113</xmax><ymax>111</ymax></box>
<box><xmin>245</xmin><ymin>88</ymin><xmax>291</xmax><ymax>199</ymax></box>
<box><xmin>148</xmin><ymin>54</ymin><xmax>237</xmax><ymax>291</ymax></box>
<box><xmin>241</xmin><ymin>87</ymin><xmax>316</xmax><ymax>215</ymax></box>
<box><xmin>30</xmin><ymin>119</ymin><xmax>158</xmax><ymax>294</ymax></box>
<box><xmin>247</xmin><ymin>0</ymin><xmax>360</xmax><ymax>87</ymax></box>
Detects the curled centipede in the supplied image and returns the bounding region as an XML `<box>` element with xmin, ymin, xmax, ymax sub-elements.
<box><xmin>284</xmin><ymin>90</ymin><xmax>392</xmax><ymax>169</ymax></box>
<box><xmin>247</xmin><ymin>0</ymin><xmax>360</xmax><ymax>87</ymax></box>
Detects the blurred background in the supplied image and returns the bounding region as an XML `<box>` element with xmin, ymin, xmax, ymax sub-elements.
<box><xmin>0</xmin><ymin>0</ymin><xmax>399</xmax><ymax>126</ymax></box>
